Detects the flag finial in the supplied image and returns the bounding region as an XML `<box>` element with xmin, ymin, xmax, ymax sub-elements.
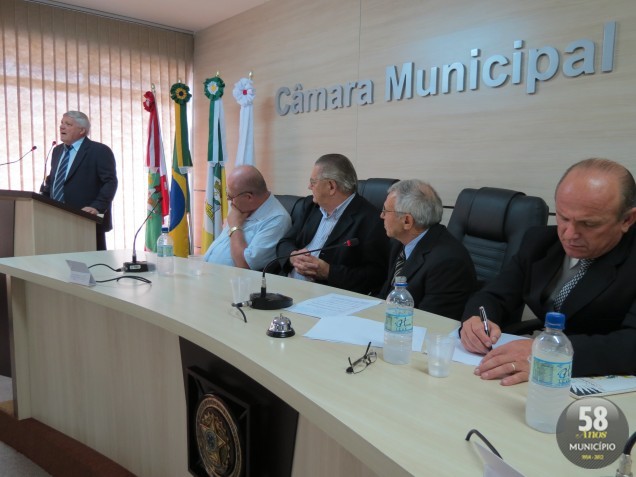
<box><xmin>249</xmin><ymin>71</ymin><xmax>253</xmax><ymax>80</ymax></box>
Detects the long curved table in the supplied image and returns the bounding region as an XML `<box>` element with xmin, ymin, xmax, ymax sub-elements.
<box><xmin>0</xmin><ymin>250</ymin><xmax>633</xmax><ymax>476</ymax></box>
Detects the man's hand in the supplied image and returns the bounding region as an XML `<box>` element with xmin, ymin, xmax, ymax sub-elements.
<box><xmin>226</xmin><ymin>205</ymin><xmax>249</xmax><ymax>229</ymax></box>
<box><xmin>82</xmin><ymin>206</ymin><xmax>99</xmax><ymax>215</ymax></box>
<box><xmin>460</xmin><ymin>315</ymin><xmax>501</xmax><ymax>354</ymax></box>
<box><xmin>290</xmin><ymin>250</ymin><xmax>330</xmax><ymax>280</ymax></box>
<box><xmin>474</xmin><ymin>340</ymin><xmax>533</xmax><ymax>386</ymax></box>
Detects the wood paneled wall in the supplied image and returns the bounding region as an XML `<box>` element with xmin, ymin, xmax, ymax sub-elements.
<box><xmin>191</xmin><ymin>0</ymin><xmax>636</xmax><ymax>251</ymax></box>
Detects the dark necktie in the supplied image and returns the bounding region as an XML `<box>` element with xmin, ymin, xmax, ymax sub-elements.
<box><xmin>392</xmin><ymin>247</ymin><xmax>406</xmax><ymax>285</ymax></box>
<box><xmin>52</xmin><ymin>145</ymin><xmax>72</xmax><ymax>202</ymax></box>
<box><xmin>553</xmin><ymin>258</ymin><xmax>594</xmax><ymax>311</ymax></box>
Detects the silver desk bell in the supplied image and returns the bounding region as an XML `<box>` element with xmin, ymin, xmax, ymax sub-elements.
<box><xmin>266</xmin><ymin>313</ymin><xmax>295</xmax><ymax>338</ymax></box>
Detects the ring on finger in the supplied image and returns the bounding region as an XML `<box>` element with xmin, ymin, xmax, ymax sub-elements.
<box><xmin>510</xmin><ymin>362</ymin><xmax>516</xmax><ymax>373</ymax></box>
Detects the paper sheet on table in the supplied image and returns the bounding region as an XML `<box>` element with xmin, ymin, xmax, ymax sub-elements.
<box><xmin>303</xmin><ymin>314</ymin><xmax>426</xmax><ymax>351</ymax></box>
<box><xmin>453</xmin><ymin>333</ymin><xmax>530</xmax><ymax>366</ymax></box>
<box><xmin>288</xmin><ymin>293</ymin><xmax>382</xmax><ymax>319</ymax></box>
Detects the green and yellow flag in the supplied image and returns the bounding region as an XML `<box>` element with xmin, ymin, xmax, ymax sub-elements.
<box><xmin>168</xmin><ymin>82</ymin><xmax>193</xmax><ymax>257</ymax></box>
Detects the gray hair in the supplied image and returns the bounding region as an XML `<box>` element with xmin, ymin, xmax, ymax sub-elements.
<box><xmin>558</xmin><ymin>158</ymin><xmax>636</xmax><ymax>217</ymax></box>
<box><xmin>64</xmin><ymin>111</ymin><xmax>91</xmax><ymax>135</ymax></box>
<box><xmin>388</xmin><ymin>179</ymin><xmax>443</xmax><ymax>228</ymax></box>
<box><xmin>315</xmin><ymin>153</ymin><xmax>358</xmax><ymax>194</ymax></box>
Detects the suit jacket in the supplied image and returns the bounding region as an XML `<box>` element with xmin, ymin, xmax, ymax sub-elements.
<box><xmin>42</xmin><ymin>138</ymin><xmax>118</xmax><ymax>232</ymax></box>
<box><xmin>462</xmin><ymin>226</ymin><xmax>636</xmax><ymax>377</ymax></box>
<box><xmin>378</xmin><ymin>224</ymin><xmax>477</xmax><ymax>320</ymax></box>
<box><xmin>276</xmin><ymin>194</ymin><xmax>389</xmax><ymax>295</ymax></box>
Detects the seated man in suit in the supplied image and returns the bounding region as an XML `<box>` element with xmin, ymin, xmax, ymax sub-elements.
<box><xmin>460</xmin><ymin>158</ymin><xmax>636</xmax><ymax>383</ymax></box>
<box><xmin>378</xmin><ymin>180</ymin><xmax>476</xmax><ymax>319</ymax></box>
<box><xmin>41</xmin><ymin>111</ymin><xmax>118</xmax><ymax>250</ymax></box>
<box><xmin>276</xmin><ymin>153</ymin><xmax>389</xmax><ymax>295</ymax></box>
<box><xmin>204</xmin><ymin>165</ymin><xmax>291</xmax><ymax>270</ymax></box>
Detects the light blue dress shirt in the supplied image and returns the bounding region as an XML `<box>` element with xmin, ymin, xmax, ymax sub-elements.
<box><xmin>203</xmin><ymin>194</ymin><xmax>291</xmax><ymax>270</ymax></box>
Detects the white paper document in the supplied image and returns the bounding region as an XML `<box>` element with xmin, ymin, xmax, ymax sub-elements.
<box><xmin>288</xmin><ymin>293</ymin><xmax>382</xmax><ymax>319</ymax></box>
<box><xmin>453</xmin><ymin>333</ymin><xmax>529</xmax><ymax>366</ymax></box>
<box><xmin>303</xmin><ymin>314</ymin><xmax>426</xmax><ymax>351</ymax></box>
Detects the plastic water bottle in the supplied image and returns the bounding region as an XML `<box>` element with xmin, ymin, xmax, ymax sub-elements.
<box><xmin>384</xmin><ymin>276</ymin><xmax>414</xmax><ymax>364</ymax></box>
<box><xmin>156</xmin><ymin>227</ymin><xmax>174</xmax><ymax>276</ymax></box>
<box><xmin>525</xmin><ymin>312</ymin><xmax>574</xmax><ymax>433</ymax></box>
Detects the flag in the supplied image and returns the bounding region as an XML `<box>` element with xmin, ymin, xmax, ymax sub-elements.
<box><xmin>168</xmin><ymin>82</ymin><xmax>193</xmax><ymax>257</ymax></box>
<box><xmin>233</xmin><ymin>77</ymin><xmax>255</xmax><ymax>166</ymax></box>
<box><xmin>142</xmin><ymin>90</ymin><xmax>169</xmax><ymax>252</ymax></box>
<box><xmin>201</xmin><ymin>76</ymin><xmax>228</xmax><ymax>252</ymax></box>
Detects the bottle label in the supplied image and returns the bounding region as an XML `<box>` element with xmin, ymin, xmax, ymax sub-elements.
<box><xmin>530</xmin><ymin>356</ymin><xmax>572</xmax><ymax>388</ymax></box>
<box><xmin>157</xmin><ymin>244</ymin><xmax>174</xmax><ymax>258</ymax></box>
<box><xmin>385</xmin><ymin>311</ymin><xmax>413</xmax><ymax>333</ymax></box>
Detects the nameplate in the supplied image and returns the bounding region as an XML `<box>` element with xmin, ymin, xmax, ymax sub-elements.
<box><xmin>66</xmin><ymin>260</ymin><xmax>96</xmax><ymax>287</ymax></box>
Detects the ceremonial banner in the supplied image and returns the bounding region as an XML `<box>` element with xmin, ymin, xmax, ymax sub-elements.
<box><xmin>233</xmin><ymin>77</ymin><xmax>255</xmax><ymax>166</ymax></box>
<box><xmin>168</xmin><ymin>82</ymin><xmax>193</xmax><ymax>257</ymax></box>
<box><xmin>201</xmin><ymin>76</ymin><xmax>229</xmax><ymax>252</ymax></box>
<box><xmin>143</xmin><ymin>90</ymin><xmax>170</xmax><ymax>251</ymax></box>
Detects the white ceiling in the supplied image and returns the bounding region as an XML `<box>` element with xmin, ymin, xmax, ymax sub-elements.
<box><xmin>37</xmin><ymin>0</ymin><xmax>269</xmax><ymax>33</ymax></box>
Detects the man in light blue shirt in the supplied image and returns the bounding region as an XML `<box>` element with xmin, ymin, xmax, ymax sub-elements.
<box><xmin>204</xmin><ymin>166</ymin><xmax>291</xmax><ymax>270</ymax></box>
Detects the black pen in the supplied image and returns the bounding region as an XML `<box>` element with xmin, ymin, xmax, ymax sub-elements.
<box><xmin>478</xmin><ymin>306</ymin><xmax>493</xmax><ymax>351</ymax></box>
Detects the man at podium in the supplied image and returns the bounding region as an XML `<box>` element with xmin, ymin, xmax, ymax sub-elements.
<box><xmin>41</xmin><ymin>111</ymin><xmax>118</xmax><ymax>250</ymax></box>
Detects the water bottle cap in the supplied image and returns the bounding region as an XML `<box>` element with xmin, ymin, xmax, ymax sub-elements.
<box><xmin>161</xmin><ymin>226</ymin><xmax>169</xmax><ymax>233</ymax></box>
<box><xmin>394</xmin><ymin>276</ymin><xmax>407</xmax><ymax>286</ymax></box>
<box><xmin>545</xmin><ymin>312</ymin><xmax>565</xmax><ymax>330</ymax></box>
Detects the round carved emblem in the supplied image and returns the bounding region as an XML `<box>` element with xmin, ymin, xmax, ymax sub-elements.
<box><xmin>195</xmin><ymin>394</ymin><xmax>243</xmax><ymax>477</ymax></box>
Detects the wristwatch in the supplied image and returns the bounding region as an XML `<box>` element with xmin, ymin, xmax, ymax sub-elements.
<box><xmin>228</xmin><ymin>226</ymin><xmax>243</xmax><ymax>237</ymax></box>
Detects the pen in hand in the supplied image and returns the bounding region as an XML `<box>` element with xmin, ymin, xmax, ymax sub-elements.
<box><xmin>478</xmin><ymin>306</ymin><xmax>493</xmax><ymax>351</ymax></box>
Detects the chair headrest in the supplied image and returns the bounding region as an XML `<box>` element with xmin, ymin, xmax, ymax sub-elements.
<box><xmin>466</xmin><ymin>187</ymin><xmax>524</xmax><ymax>241</ymax></box>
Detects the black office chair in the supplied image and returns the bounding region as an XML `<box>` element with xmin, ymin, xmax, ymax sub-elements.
<box><xmin>275</xmin><ymin>194</ymin><xmax>305</xmax><ymax>225</ymax></box>
<box><xmin>357</xmin><ymin>178</ymin><xmax>398</xmax><ymax>213</ymax></box>
<box><xmin>447</xmin><ymin>187</ymin><xmax>549</xmax><ymax>287</ymax></box>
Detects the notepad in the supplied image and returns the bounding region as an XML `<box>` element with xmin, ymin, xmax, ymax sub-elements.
<box><xmin>569</xmin><ymin>375</ymin><xmax>636</xmax><ymax>399</ymax></box>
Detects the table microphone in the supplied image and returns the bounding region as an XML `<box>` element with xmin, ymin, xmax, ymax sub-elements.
<box><xmin>39</xmin><ymin>141</ymin><xmax>57</xmax><ymax>192</ymax></box>
<box><xmin>0</xmin><ymin>145</ymin><xmax>36</xmax><ymax>167</ymax></box>
<box><xmin>123</xmin><ymin>197</ymin><xmax>163</xmax><ymax>272</ymax></box>
<box><xmin>250</xmin><ymin>238</ymin><xmax>360</xmax><ymax>310</ymax></box>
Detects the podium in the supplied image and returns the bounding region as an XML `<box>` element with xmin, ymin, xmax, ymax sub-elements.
<box><xmin>0</xmin><ymin>190</ymin><xmax>100</xmax><ymax>376</ymax></box>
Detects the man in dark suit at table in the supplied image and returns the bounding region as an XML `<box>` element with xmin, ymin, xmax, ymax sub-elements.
<box><xmin>377</xmin><ymin>179</ymin><xmax>476</xmax><ymax>318</ymax></box>
<box><xmin>460</xmin><ymin>158</ymin><xmax>636</xmax><ymax>383</ymax></box>
<box><xmin>276</xmin><ymin>153</ymin><xmax>389</xmax><ymax>295</ymax></box>
<box><xmin>41</xmin><ymin>111</ymin><xmax>118</xmax><ymax>250</ymax></box>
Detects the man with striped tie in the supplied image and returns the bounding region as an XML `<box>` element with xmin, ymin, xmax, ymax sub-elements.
<box><xmin>42</xmin><ymin>111</ymin><xmax>118</xmax><ymax>250</ymax></box>
<box><xmin>460</xmin><ymin>159</ymin><xmax>636</xmax><ymax>384</ymax></box>
<box><xmin>377</xmin><ymin>179</ymin><xmax>476</xmax><ymax>320</ymax></box>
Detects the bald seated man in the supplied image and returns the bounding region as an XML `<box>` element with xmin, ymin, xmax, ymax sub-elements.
<box><xmin>460</xmin><ymin>158</ymin><xmax>636</xmax><ymax>384</ymax></box>
<box><xmin>203</xmin><ymin>165</ymin><xmax>291</xmax><ymax>270</ymax></box>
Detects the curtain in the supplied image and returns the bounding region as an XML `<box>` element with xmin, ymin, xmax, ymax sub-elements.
<box><xmin>0</xmin><ymin>0</ymin><xmax>193</xmax><ymax>250</ymax></box>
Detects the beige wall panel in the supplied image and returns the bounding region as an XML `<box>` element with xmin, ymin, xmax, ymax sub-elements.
<box><xmin>356</xmin><ymin>0</ymin><xmax>636</xmax><ymax>208</ymax></box>
<box><xmin>193</xmin><ymin>0</ymin><xmax>636</xmax><ymax>235</ymax></box>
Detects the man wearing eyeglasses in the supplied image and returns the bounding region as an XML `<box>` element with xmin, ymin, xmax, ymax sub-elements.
<box><xmin>203</xmin><ymin>165</ymin><xmax>291</xmax><ymax>270</ymax></box>
<box><xmin>276</xmin><ymin>153</ymin><xmax>389</xmax><ymax>295</ymax></box>
<box><xmin>377</xmin><ymin>180</ymin><xmax>476</xmax><ymax>319</ymax></box>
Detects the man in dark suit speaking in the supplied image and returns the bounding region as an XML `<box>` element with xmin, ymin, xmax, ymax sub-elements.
<box><xmin>377</xmin><ymin>179</ymin><xmax>476</xmax><ymax>319</ymax></box>
<box><xmin>461</xmin><ymin>158</ymin><xmax>636</xmax><ymax>383</ymax></box>
<box><xmin>42</xmin><ymin>111</ymin><xmax>118</xmax><ymax>250</ymax></box>
<box><xmin>276</xmin><ymin>153</ymin><xmax>389</xmax><ymax>295</ymax></box>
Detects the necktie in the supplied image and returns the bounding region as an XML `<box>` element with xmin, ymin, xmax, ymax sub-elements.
<box><xmin>52</xmin><ymin>145</ymin><xmax>72</xmax><ymax>202</ymax></box>
<box><xmin>553</xmin><ymin>258</ymin><xmax>594</xmax><ymax>311</ymax></box>
<box><xmin>392</xmin><ymin>247</ymin><xmax>406</xmax><ymax>285</ymax></box>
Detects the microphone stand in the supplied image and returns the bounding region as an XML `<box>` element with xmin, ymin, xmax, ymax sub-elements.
<box><xmin>40</xmin><ymin>141</ymin><xmax>57</xmax><ymax>192</ymax></box>
<box><xmin>123</xmin><ymin>197</ymin><xmax>163</xmax><ymax>272</ymax></box>
<box><xmin>0</xmin><ymin>146</ymin><xmax>37</xmax><ymax>167</ymax></box>
<box><xmin>249</xmin><ymin>238</ymin><xmax>359</xmax><ymax>310</ymax></box>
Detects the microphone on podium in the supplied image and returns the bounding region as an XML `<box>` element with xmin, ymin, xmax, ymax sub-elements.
<box><xmin>0</xmin><ymin>145</ymin><xmax>37</xmax><ymax>167</ymax></box>
<box><xmin>249</xmin><ymin>238</ymin><xmax>360</xmax><ymax>310</ymax></box>
<box><xmin>123</xmin><ymin>197</ymin><xmax>163</xmax><ymax>272</ymax></box>
<box><xmin>39</xmin><ymin>141</ymin><xmax>57</xmax><ymax>192</ymax></box>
